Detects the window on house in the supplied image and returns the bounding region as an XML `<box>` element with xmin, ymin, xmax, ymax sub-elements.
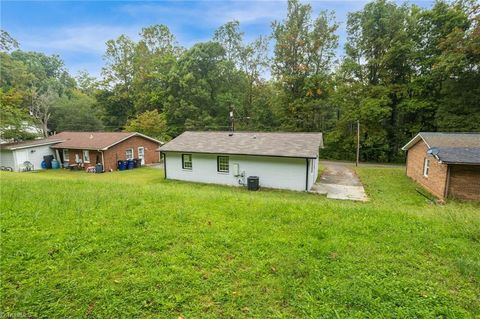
<box><xmin>62</xmin><ymin>149</ymin><xmax>69</xmax><ymax>161</ymax></box>
<box><xmin>182</xmin><ymin>154</ymin><xmax>192</xmax><ymax>170</ymax></box>
<box><xmin>83</xmin><ymin>150</ymin><xmax>90</xmax><ymax>163</ymax></box>
<box><xmin>423</xmin><ymin>158</ymin><xmax>430</xmax><ymax>177</ymax></box>
<box><xmin>125</xmin><ymin>148</ymin><xmax>134</xmax><ymax>160</ymax></box>
<box><xmin>217</xmin><ymin>156</ymin><xmax>229</xmax><ymax>173</ymax></box>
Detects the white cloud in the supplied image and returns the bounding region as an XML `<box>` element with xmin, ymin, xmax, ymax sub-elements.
<box><xmin>18</xmin><ymin>24</ymin><xmax>141</xmax><ymax>54</ymax></box>
<box><xmin>119</xmin><ymin>1</ymin><xmax>287</xmax><ymax>27</ymax></box>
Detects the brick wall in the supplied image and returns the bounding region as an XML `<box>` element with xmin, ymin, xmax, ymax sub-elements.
<box><xmin>58</xmin><ymin>136</ymin><xmax>160</xmax><ymax>172</ymax></box>
<box><xmin>62</xmin><ymin>149</ymin><xmax>101</xmax><ymax>168</ymax></box>
<box><xmin>448</xmin><ymin>165</ymin><xmax>480</xmax><ymax>201</ymax></box>
<box><xmin>406</xmin><ymin>140</ymin><xmax>448</xmax><ymax>199</ymax></box>
<box><xmin>103</xmin><ymin>136</ymin><xmax>160</xmax><ymax>171</ymax></box>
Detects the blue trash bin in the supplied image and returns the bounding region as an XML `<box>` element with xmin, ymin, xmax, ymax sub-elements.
<box><xmin>127</xmin><ymin>159</ymin><xmax>134</xmax><ymax>170</ymax></box>
<box><xmin>118</xmin><ymin>160</ymin><xmax>127</xmax><ymax>171</ymax></box>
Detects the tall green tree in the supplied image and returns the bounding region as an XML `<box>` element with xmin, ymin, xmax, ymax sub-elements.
<box><xmin>164</xmin><ymin>42</ymin><xmax>247</xmax><ymax>135</ymax></box>
<box><xmin>272</xmin><ymin>0</ymin><xmax>338</xmax><ymax>131</ymax></box>
<box><xmin>49</xmin><ymin>90</ymin><xmax>104</xmax><ymax>132</ymax></box>
<box><xmin>125</xmin><ymin>109</ymin><xmax>170</xmax><ymax>141</ymax></box>
<box><xmin>132</xmin><ymin>25</ymin><xmax>182</xmax><ymax>113</ymax></box>
<box><xmin>214</xmin><ymin>21</ymin><xmax>270</xmax><ymax>127</ymax></box>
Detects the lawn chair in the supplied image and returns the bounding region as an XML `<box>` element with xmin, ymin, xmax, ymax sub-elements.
<box><xmin>21</xmin><ymin>161</ymin><xmax>34</xmax><ymax>172</ymax></box>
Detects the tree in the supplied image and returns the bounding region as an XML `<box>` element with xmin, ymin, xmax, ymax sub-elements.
<box><xmin>0</xmin><ymin>30</ymin><xmax>19</xmax><ymax>53</ymax></box>
<box><xmin>125</xmin><ymin>110</ymin><xmax>170</xmax><ymax>141</ymax></box>
<box><xmin>214</xmin><ymin>22</ymin><xmax>270</xmax><ymax>126</ymax></box>
<box><xmin>0</xmin><ymin>89</ymin><xmax>38</xmax><ymax>141</ymax></box>
<box><xmin>102</xmin><ymin>35</ymin><xmax>136</xmax><ymax>92</ymax></box>
<box><xmin>28</xmin><ymin>87</ymin><xmax>57</xmax><ymax>137</ymax></box>
<box><xmin>213</xmin><ymin>21</ymin><xmax>243</xmax><ymax>62</ymax></box>
<box><xmin>10</xmin><ymin>51</ymin><xmax>76</xmax><ymax>96</ymax></box>
<box><xmin>76</xmin><ymin>70</ymin><xmax>99</xmax><ymax>96</ymax></box>
<box><xmin>98</xmin><ymin>35</ymin><xmax>137</xmax><ymax>131</ymax></box>
<box><xmin>272</xmin><ymin>0</ymin><xmax>338</xmax><ymax>131</ymax></box>
<box><xmin>336</xmin><ymin>0</ymin><xmax>415</xmax><ymax>161</ymax></box>
<box><xmin>132</xmin><ymin>25</ymin><xmax>182</xmax><ymax>113</ymax></box>
<box><xmin>164</xmin><ymin>42</ymin><xmax>247</xmax><ymax>135</ymax></box>
<box><xmin>49</xmin><ymin>91</ymin><xmax>104</xmax><ymax>132</ymax></box>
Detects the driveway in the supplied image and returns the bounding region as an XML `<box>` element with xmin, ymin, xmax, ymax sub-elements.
<box><xmin>311</xmin><ymin>163</ymin><xmax>368</xmax><ymax>201</ymax></box>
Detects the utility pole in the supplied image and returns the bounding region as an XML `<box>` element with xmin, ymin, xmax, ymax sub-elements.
<box><xmin>356</xmin><ymin>120</ymin><xmax>360</xmax><ymax>167</ymax></box>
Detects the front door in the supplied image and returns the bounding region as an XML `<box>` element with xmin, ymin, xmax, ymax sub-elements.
<box><xmin>138</xmin><ymin>147</ymin><xmax>145</xmax><ymax>165</ymax></box>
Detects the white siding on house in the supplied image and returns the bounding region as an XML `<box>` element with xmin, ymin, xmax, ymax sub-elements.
<box><xmin>164</xmin><ymin>152</ymin><xmax>317</xmax><ymax>191</ymax></box>
<box><xmin>307</xmin><ymin>157</ymin><xmax>319</xmax><ymax>190</ymax></box>
<box><xmin>1</xmin><ymin>145</ymin><xmax>57</xmax><ymax>171</ymax></box>
<box><xmin>0</xmin><ymin>150</ymin><xmax>15</xmax><ymax>169</ymax></box>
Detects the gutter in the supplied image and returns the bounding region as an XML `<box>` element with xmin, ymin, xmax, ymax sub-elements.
<box><xmin>8</xmin><ymin>140</ymin><xmax>63</xmax><ymax>150</ymax></box>
<box><xmin>100</xmin><ymin>150</ymin><xmax>105</xmax><ymax>172</ymax></box>
<box><xmin>158</xmin><ymin>150</ymin><xmax>317</xmax><ymax>159</ymax></box>
<box><xmin>163</xmin><ymin>152</ymin><xmax>167</xmax><ymax>179</ymax></box>
<box><xmin>305</xmin><ymin>158</ymin><xmax>309</xmax><ymax>191</ymax></box>
<box><xmin>443</xmin><ymin>165</ymin><xmax>451</xmax><ymax>199</ymax></box>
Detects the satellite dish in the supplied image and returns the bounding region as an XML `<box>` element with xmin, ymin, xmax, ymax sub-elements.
<box><xmin>427</xmin><ymin>147</ymin><xmax>439</xmax><ymax>156</ymax></box>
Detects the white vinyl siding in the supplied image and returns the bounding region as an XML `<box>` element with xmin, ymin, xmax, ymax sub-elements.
<box><xmin>165</xmin><ymin>152</ymin><xmax>315</xmax><ymax>191</ymax></box>
<box><xmin>0</xmin><ymin>150</ymin><xmax>15</xmax><ymax>169</ymax></box>
<box><xmin>3</xmin><ymin>145</ymin><xmax>56</xmax><ymax>171</ymax></box>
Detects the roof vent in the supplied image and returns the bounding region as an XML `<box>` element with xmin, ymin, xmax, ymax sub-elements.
<box><xmin>229</xmin><ymin>133</ymin><xmax>233</xmax><ymax>136</ymax></box>
<box><xmin>89</xmin><ymin>134</ymin><xmax>94</xmax><ymax>139</ymax></box>
<box><xmin>252</xmin><ymin>135</ymin><xmax>256</xmax><ymax>139</ymax></box>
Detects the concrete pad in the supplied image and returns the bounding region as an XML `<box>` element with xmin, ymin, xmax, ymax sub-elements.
<box><xmin>311</xmin><ymin>163</ymin><xmax>368</xmax><ymax>202</ymax></box>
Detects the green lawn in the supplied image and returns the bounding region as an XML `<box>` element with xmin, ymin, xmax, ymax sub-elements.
<box><xmin>1</xmin><ymin>167</ymin><xmax>479</xmax><ymax>318</ymax></box>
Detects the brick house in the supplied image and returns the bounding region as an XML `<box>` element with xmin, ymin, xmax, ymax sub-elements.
<box><xmin>402</xmin><ymin>132</ymin><xmax>480</xmax><ymax>201</ymax></box>
<box><xmin>48</xmin><ymin>132</ymin><xmax>162</xmax><ymax>172</ymax></box>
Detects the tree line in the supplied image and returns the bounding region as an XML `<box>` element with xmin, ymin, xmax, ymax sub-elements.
<box><xmin>1</xmin><ymin>0</ymin><xmax>478</xmax><ymax>162</ymax></box>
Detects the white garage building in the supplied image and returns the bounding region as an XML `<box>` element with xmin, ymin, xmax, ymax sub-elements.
<box><xmin>0</xmin><ymin>139</ymin><xmax>60</xmax><ymax>171</ymax></box>
<box><xmin>159</xmin><ymin>131</ymin><xmax>323</xmax><ymax>192</ymax></box>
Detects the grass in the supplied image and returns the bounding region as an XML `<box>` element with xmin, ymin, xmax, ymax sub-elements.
<box><xmin>1</xmin><ymin>167</ymin><xmax>479</xmax><ymax>318</ymax></box>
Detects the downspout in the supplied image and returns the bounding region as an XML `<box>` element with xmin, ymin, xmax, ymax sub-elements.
<box><xmin>163</xmin><ymin>152</ymin><xmax>167</xmax><ymax>179</ymax></box>
<box><xmin>443</xmin><ymin>165</ymin><xmax>451</xmax><ymax>200</ymax></box>
<box><xmin>305</xmin><ymin>158</ymin><xmax>309</xmax><ymax>191</ymax></box>
<box><xmin>405</xmin><ymin>150</ymin><xmax>409</xmax><ymax>175</ymax></box>
<box><xmin>100</xmin><ymin>150</ymin><xmax>105</xmax><ymax>172</ymax></box>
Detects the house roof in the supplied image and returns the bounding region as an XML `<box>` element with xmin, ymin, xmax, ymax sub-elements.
<box><xmin>402</xmin><ymin>132</ymin><xmax>480</xmax><ymax>165</ymax></box>
<box><xmin>434</xmin><ymin>147</ymin><xmax>480</xmax><ymax>165</ymax></box>
<box><xmin>49</xmin><ymin>131</ymin><xmax>162</xmax><ymax>150</ymax></box>
<box><xmin>159</xmin><ymin>131</ymin><xmax>324</xmax><ymax>158</ymax></box>
<box><xmin>1</xmin><ymin>138</ymin><xmax>63</xmax><ymax>151</ymax></box>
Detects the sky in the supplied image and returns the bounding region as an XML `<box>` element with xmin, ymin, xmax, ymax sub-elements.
<box><xmin>2</xmin><ymin>0</ymin><xmax>433</xmax><ymax>79</ymax></box>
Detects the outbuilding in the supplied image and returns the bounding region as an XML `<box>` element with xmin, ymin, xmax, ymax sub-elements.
<box><xmin>159</xmin><ymin>131</ymin><xmax>323</xmax><ymax>191</ymax></box>
<box><xmin>402</xmin><ymin>132</ymin><xmax>480</xmax><ymax>201</ymax></box>
<box><xmin>0</xmin><ymin>139</ymin><xmax>60</xmax><ymax>171</ymax></box>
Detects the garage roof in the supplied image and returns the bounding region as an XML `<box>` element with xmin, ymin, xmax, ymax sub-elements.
<box><xmin>159</xmin><ymin>131</ymin><xmax>324</xmax><ymax>158</ymax></box>
<box><xmin>1</xmin><ymin>138</ymin><xmax>63</xmax><ymax>150</ymax></box>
